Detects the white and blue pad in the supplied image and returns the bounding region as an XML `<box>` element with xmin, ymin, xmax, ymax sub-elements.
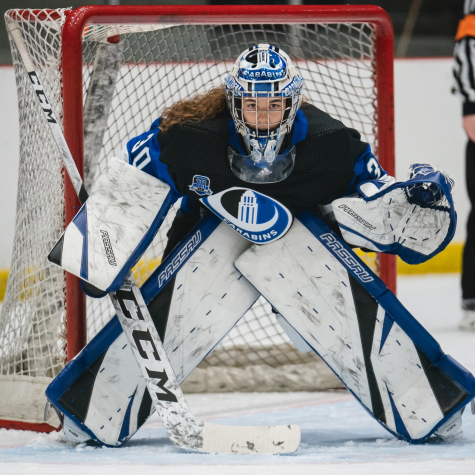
<box><xmin>332</xmin><ymin>164</ymin><xmax>456</xmax><ymax>265</ymax></box>
<box><xmin>48</xmin><ymin>157</ymin><xmax>178</xmax><ymax>293</ymax></box>
<box><xmin>234</xmin><ymin>211</ymin><xmax>475</xmax><ymax>443</ymax></box>
<box><xmin>46</xmin><ymin>213</ymin><xmax>259</xmax><ymax>446</ymax></box>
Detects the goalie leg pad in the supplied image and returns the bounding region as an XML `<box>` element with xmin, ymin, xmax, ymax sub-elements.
<box><xmin>234</xmin><ymin>210</ymin><xmax>475</xmax><ymax>443</ymax></box>
<box><xmin>47</xmin><ymin>213</ymin><xmax>260</xmax><ymax>446</ymax></box>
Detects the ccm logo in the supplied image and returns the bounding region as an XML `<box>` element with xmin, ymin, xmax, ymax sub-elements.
<box><xmin>28</xmin><ymin>71</ymin><xmax>56</xmax><ymax>124</ymax></box>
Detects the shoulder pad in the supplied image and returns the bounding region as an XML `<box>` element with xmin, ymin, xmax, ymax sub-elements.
<box><xmin>158</xmin><ymin>112</ymin><xmax>234</xmax><ymax>177</ymax></box>
<box><xmin>294</xmin><ymin>104</ymin><xmax>355</xmax><ymax>174</ymax></box>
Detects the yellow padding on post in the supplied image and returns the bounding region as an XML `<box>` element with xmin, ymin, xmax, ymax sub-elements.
<box><xmin>0</xmin><ymin>269</ymin><xmax>7</xmax><ymax>300</ymax></box>
<box><xmin>397</xmin><ymin>242</ymin><xmax>463</xmax><ymax>275</ymax></box>
<box><xmin>132</xmin><ymin>257</ymin><xmax>162</xmax><ymax>286</ymax></box>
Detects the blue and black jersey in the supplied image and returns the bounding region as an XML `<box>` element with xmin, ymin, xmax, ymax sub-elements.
<box><xmin>123</xmin><ymin>103</ymin><xmax>386</xmax><ymax>221</ymax></box>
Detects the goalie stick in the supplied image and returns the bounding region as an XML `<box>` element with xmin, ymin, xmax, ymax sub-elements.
<box><xmin>7</xmin><ymin>22</ymin><xmax>300</xmax><ymax>454</ymax></box>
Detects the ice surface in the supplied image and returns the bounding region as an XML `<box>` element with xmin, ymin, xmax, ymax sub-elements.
<box><xmin>1</xmin><ymin>274</ymin><xmax>475</xmax><ymax>475</ymax></box>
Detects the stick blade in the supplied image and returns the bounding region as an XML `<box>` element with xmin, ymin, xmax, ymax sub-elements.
<box><xmin>202</xmin><ymin>423</ymin><xmax>300</xmax><ymax>454</ymax></box>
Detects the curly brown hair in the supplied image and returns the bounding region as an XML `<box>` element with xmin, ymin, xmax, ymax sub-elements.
<box><xmin>159</xmin><ymin>86</ymin><xmax>227</xmax><ymax>133</ymax></box>
<box><xmin>159</xmin><ymin>85</ymin><xmax>309</xmax><ymax>133</ymax></box>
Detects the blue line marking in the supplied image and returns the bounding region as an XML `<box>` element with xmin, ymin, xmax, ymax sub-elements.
<box><xmin>206</xmin><ymin>310</ymin><xmax>211</xmax><ymax>315</ymax></box>
<box><xmin>297</xmin><ymin>291</ymin><xmax>302</xmax><ymax>297</ymax></box>
<box><xmin>313</xmin><ymin>308</ymin><xmax>318</xmax><ymax>314</ymax></box>
<box><xmin>177</xmin><ymin>284</ymin><xmax>182</xmax><ymax>290</ymax></box>
<box><xmin>193</xmin><ymin>267</ymin><xmax>198</xmax><ymax>273</ymax></box>
<box><xmin>222</xmin><ymin>293</ymin><xmax>227</xmax><ymax>298</ymax></box>
<box><xmin>325</xmin><ymin>265</ymin><xmax>331</xmax><ymax>270</ymax></box>
<box><xmin>209</xmin><ymin>249</ymin><xmax>214</xmax><ymax>254</ymax></box>
<box><xmin>279</xmin><ymin>273</ymin><xmax>284</xmax><ymax>278</ymax></box>
<box><xmin>307</xmin><ymin>246</ymin><xmax>313</xmax><ymax>252</ymax></box>
<box><xmin>329</xmin><ymin>325</ymin><xmax>334</xmax><ymax>331</ymax></box>
<box><xmin>100</xmin><ymin>368</ymin><xmax>105</xmax><ymax>373</ymax></box>
<box><xmin>122</xmin><ymin>344</ymin><xmax>127</xmax><ymax>349</ymax></box>
<box><xmin>396</xmin><ymin>340</ymin><xmax>401</xmax><ymax>346</ymax></box>
<box><xmin>342</xmin><ymin>281</ymin><xmax>347</xmax><ymax>287</ymax></box>
<box><xmin>190</xmin><ymin>327</ymin><xmax>196</xmax><ymax>333</ymax></box>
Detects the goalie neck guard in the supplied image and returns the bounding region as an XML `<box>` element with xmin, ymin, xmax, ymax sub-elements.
<box><xmin>224</xmin><ymin>44</ymin><xmax>303</xmax><ymax>184</ymax></box>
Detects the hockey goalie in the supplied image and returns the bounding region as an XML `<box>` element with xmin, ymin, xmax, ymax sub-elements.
<box><xmin>45</xmin><ymin>44</ymin><xmax>474</xmax><ymax>450</ymax></box>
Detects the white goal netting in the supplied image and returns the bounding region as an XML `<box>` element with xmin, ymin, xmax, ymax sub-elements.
<box><xmin>1</xmin><ymin>7</ymin><xmax>392</xmax><ymax>427</ymax></box>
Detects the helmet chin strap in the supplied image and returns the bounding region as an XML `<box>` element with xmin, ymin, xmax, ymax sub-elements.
<box><xmin>243</xmin><ymin>128</ymin><xmax>286</xmax><ymax>165</ymax></box>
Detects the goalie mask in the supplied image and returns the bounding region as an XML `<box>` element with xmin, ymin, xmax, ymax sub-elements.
<box><xmin>225</xmin><ymin>44</ymin><xmax>303</xmax><ymax>184</ymax></box>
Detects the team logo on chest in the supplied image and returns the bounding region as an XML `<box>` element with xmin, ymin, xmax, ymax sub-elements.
<box><xmin>201</xmin><ymin>187</ymin><xmax>292</xmax><ymax>244</ymax></box>
<box><xmin>189</xmin><ymin>175</ymin><xmax>213</xmax><ymax>196</ymax></box>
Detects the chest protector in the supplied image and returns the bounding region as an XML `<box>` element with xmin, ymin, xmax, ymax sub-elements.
<box><xmin>157</xmin><ymin>104</ymin><xmax>360</xmax><ymax>214</ymax></box>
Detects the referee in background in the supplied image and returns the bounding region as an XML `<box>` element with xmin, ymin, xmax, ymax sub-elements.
<box><xmin>453</xmin><ymin>0</ymin><xmax>475</xmax><ymax>330</ymax></box>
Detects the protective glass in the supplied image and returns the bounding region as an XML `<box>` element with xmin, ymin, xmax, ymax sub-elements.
<box><xmin>226</xmin><ymin>91</ymin><xmax>300</xmax><ymax>183</ymax></box>
<box><xmin>228</xmin><ymin>145</ymin><xmax>296</xmax><ymax>184</ymax></box>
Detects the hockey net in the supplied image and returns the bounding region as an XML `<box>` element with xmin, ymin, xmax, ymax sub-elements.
<box><xmin>1</xmin><ymin>6</ymin><xmax>395</xmax><ymax>430</ymax></box>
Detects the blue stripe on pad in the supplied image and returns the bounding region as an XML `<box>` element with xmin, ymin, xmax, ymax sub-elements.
<box><xmin>118</xmin><ymin>386</ymin><xmax>137</xmax><ymax>443</ymax></box>
<box><xmin>141</xmin><ymin>212</ymin><xmax>222</xmax><ymax>303</ymax></box>
<box><xmin>379</xmin><ymin>312</ymin><xmax>394</xmax><ymax>354</ymax></box>
<box><xmin>72</xmin><ymin>204</ymin><xmax>88</xmax><ymax>281</ymax></box>
<box><xmin>46</xmin><ymin>316</ymin><xmax>122</xmax><ymax>402</ymax></box>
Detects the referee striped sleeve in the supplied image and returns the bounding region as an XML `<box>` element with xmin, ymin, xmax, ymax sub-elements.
<box><xmin>453</xmin><ymin>37</ymin><xmax>475</xmax><ymax>113</ymax></box>
<box><xmin>465</xmin><ymin>0</ymin><xmax>475</xmax><ymax>16</ymax></box>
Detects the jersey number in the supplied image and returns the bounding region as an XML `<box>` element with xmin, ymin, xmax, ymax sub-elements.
<box><xmin>132</xmin><ymin>146</ymin><xmax>152</xmax><ymax>170</ymax></box>
<box><xmin>366</xmin><ymin>157</ymin><xmax>381</xmax><ymax>179</ymax></box>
